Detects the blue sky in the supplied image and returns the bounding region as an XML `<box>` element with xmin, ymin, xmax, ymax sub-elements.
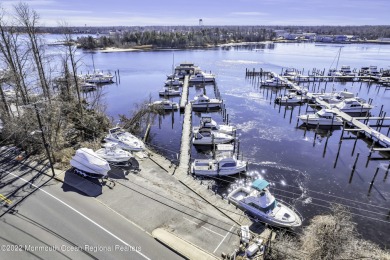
<box><xmin>1</xmin><ymin>0</ymin><xmax>389</xmax><ymax>26</ymax></box>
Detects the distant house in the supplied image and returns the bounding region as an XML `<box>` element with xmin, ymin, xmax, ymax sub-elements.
<box><xmin>284</xmin><ymin>33</ymin><xmax>298</xmax><ymax>40</ymax></box>
<box><xmin>316</xmin><ymin>35</ymin><xmax>334</xmax><ymax>42</ymax></box>
<box><xmin>302</xmin><ymin>33</ymin><xmax>316</xmax><ymax>41</ymax></box>
<box><xmin>334</xmin><ymin>35</ymin><xmax>348</xmax><ymax>42</ymax></box>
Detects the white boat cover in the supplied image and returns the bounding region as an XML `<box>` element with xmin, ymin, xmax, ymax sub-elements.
<box><xmin>70</xmin><ymin>148</ymin><xmax>110</xmax><ymax>176</ymax></box>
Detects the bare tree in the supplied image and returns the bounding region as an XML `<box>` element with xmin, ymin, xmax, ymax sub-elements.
<box><xmin>0</xmin><ymin>6</ymin><xmax>30</xmax><ymax>108</ymax></box>
<box><xmin>58</xmin><ymin>22</ymin><xmax>83</xmax><ymax>118</ymax></box>
<box><xmin>14</xmin><ymin>3</ymin><xmax>51</xmax><ymax>101</ymax></box>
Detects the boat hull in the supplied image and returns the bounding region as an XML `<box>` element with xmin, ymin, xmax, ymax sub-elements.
<box><xmin>191</xmin><ymin>160</ymin><xmax>247</xmax><ymax>176</ymax></box>
<box><xmin>191</xmin><ymin>103</ymin><xmax>222</xmax><ymax>110</ymax></box>
<box><xmin>104</xmin><ymin>138</ymin><xmax>144</xmax><ymax>152</ymax></box>
<box><xmin>70</xmin><ymin>149</ymin><xmax>110</xmax><ymax>178</ymax></box>
<box><xmin>299</xmin><ymin>116</ymin><xmax>343</xmax><ymax>126</ymax></box>
<box><xmin>228</xmin><ymin>187</ymin><xmax>302</xmax><ymax>228</ymax></box>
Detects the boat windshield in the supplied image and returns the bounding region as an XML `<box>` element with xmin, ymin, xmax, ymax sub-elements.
<box><xmin>249</xmin><ymin>200</ymin><xmax>277</xmax><ymax>213</ymax></box>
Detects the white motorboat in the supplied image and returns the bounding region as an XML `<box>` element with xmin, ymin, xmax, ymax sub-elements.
<box><xmin>315</xmin><ymin>91</ymin><xmax>355</xmax><ymax>104</ymax></box>
<box><xmin>191</xmin><ymin>159</ymin><xmax>244</xmax><ymax>176</ymax></box>
<box><xmin>84</xmin><ymin>71</ymin><xmax>114</xmax><ymax>84</ymax></box>
<box><xmin>275</xmin><ymin>93</ymin><xmax>307</xmax><ymax>104</ymax></box>
<box><xmin>159</xmin><ymin>87</ymin><xmax>181</xmax><ymax>96</ymax></box>
<box><xmin>167</xmin><ymin>73</ymin><xmax>185</xmax><ymax>80</ymax></box>
<box><xmin>191</xmin><ymin>145</ymin><xmax>247</xmax><ymax>176</ymax></box>
<box><xmin>150</xmin><ymin>100</ymin><xmax>179</xmax><ymax>110</ymax></box>
<box><xmin>333</xmin><ymin>98</ymin><xmax>373</xmax><ymax>113</ymax></box>
<box><xmin>194</xmin><ymin>116</ymin><xmax>235</xmax><ymax>135</ymax></box>
<box><xmin>189</xmin><ymin>71</ymin><xmax>216</xmax><ymax>83</ymax></box>
<box><xmin>228</xmin><ymin>179</ymin><xmax>302</xmax><ymax>228</ymax></box>
<box><xmin>95</xmin><ymin>143</ymin><xmax>133</xmax><ymax>165</ymax></box>
<box><xmin>283</xmin><ymin>68</ymin><xmax>299</xmax><ymax>77</ymax></box>
<box><xmin>261</xmin><ymin>77</ymin><xmax>287</xmax><ymax>87</ymax></box>
<box><xmin>192</xmin><ymin>128</ymin><xmax>234</xmax><ymax>145</ymax></box>
<box><xmin>340</xmin><ymin>65</ymin><xmax>355</xmax><ymax>76</ymax></box>
<box><xmin>104</xmin><ymin>127</ymin><xmax>145</xmax><ymax>151</ymax></box>
<box><xmin>70</xmin><ymin>148</ymin><xmax>111</xmax><ymax>178</ymax></box>
<box><xmin>378</xmin><ymin>77</ymin><xmax>390</xmax><ymax>86</ymax></box>
<box><xmin>164</xmin><ymin>78</ymin><xmax>183</xmax><ymax>87</ymax></box>
<box><xmin>191</xmin><ymin>94</ymin><xmax>222</xmax><ymax>110</ymax></box>
<box><xmin>299</xmin><ymin>109</ymin><xmax>343</xmax><ymax>126</ymax></box>
<box><xmin>328</xmin><ymin>68</ymin><xmax>343</xmax><ymax>77</ymax></box>
<box><xmin>368</xmin><ymin>65</ymin><xmax>382</xmax><ymax>77</ymax></box>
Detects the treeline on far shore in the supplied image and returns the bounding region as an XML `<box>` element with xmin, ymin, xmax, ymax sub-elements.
<box><xmin>36</xmin><ymin>25</ymin><xmax>390</xmax><ymax>50</ymax></box>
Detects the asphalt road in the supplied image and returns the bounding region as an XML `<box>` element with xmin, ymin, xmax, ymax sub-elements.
<box><xmin>0</xmin><ymin>170</ymin><xmax>183</xmax><ymax>260</ymax></box>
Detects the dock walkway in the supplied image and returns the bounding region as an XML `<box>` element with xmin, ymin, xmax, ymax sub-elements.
<box><xmin>175</xmin><ymin>99</ymin><xmax>251</xmax><ymax>225</ymax></box>
<box><xmin>270</xmin><ymin>73</ymin><xmax>390</xmax><ymax>148</ymax></box>
<box><xmin>180</xmin><ymin>75</ymin><xmax>189</xmax><ymax>111</ymax></box>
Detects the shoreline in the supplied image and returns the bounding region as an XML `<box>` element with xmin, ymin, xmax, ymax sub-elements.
<box><xmin>87</xmin><ymin>40</ymin><xmax>390</xmax><ymax>53</ymax></box>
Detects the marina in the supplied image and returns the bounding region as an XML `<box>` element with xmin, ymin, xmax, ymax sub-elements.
<box><xmin>2</xmin><ymin>38</ymin><xmax>390</xmax><ymax>255</ymax></box>
<box><xmin>82</xmin><ymin>43</ymin><xmax>390</xmax><ymax>248</ymax></box>
<box><xmin>246</xmin><ymin>68</ymin><xmax>390</xmax><ymax>150</ymax></box>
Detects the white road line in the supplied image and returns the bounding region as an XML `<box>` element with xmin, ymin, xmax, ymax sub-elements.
<box><xmin>213</xmin><ymin>224</ymin><xmax>235</xmax><ymax>253</ymax></box>
<box><xmin>6</xmin><ymin>171</ymin><xmax>151</xmax><ymax>260</ymax></box>
<box><xmin>183</xmin><ymin>216</ymin><xmax>224</xmax><ymax>238</ymax></box>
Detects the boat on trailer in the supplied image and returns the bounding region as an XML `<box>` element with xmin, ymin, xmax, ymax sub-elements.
<box><xmin>104</xmin><ymin>127</ymin><xmax>145</xmax><ymax>151</ymax></box>
<box><xmin>95</xmin><ymin>143</ymin><xmax>133</xmax><ymax>166</ymax></box>
<box><xmin>228</xmin><ymin>179</ymin><xmax>302</xmax><ymax>228</ymax></box>
<box><xmin>70</xmin><ymin>148</ymin><xmax>110</xmax><ymax>178</ymax></box>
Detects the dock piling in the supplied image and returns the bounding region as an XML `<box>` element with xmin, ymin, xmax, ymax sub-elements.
<box><xmin>349</xmin><ymin>153</ymin><xmax>360</xmax><ymax>183</ymax></box>
<box><xmin>351</xmin><ymin>132</ymin><xmax>359</xmax><ymax>156</ymax></box>
<box><xmin>384</xmin><ymin>163</ymin><xmax>390</xmax><ymax>181</ymax></box>
<box><xmin>334</xmin><ymin>140</ymin><xmax>343</xmax><ymax>168</ymax></box>
<box><xmin>368</xmin><ymin>167</ymin><xmax>380</xmax><ymax>195</ymax></box>
<box><xmin>323</xmin><ymin>131</ymin><xmax>330</xmax><ymax>157</ymax></box>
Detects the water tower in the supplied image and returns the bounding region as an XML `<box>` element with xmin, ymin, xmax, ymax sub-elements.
<box><xmin>199</xmin><ymin>19</ymin><xmax>203</xmax><ymax>26</ymax></box>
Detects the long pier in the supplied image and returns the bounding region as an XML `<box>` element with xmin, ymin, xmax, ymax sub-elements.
<box><xmin>173</xmin><ymin>71</ymin><xmax>252</xmax><ymax>226</ymax></box>
<box><xmin>174</xmin><ymin>100</ymin><xmax>251</xmax><ymax>225</ymax></box>
<box><xmin>245</xmin><ymin>68</ymin><xmax>389</xmax><ymax>85</ymax></box>
<box><xmin>180</xmin><ymin>75</ymin><xmax>189</xmax><ymax>111</ymax></box>
<box><xmin>178</xmin><ymin>102</ymin><xmax>192</xmax><ymax>171</ymax></box>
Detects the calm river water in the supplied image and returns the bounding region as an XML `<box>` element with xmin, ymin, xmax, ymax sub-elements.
<box><xmin>48</xmin><ymin>39</ymin><xmax>390</xmax><ymax>246</ymax></box>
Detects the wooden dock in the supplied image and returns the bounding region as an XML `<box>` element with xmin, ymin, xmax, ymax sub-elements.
<box><xmin>245</xmin><ymin>68</ymin><xmax>388</xmax><ymax>85</ymax></box>
<box><xmin>178</xmin><ymin>102</ymin><xmax>192</xmax><ymax>171</ymax></box>
<box><xmin>180</xmin><ymin>75</ymin><xmax>189</xmax><ymax>111</ymax></box>
<box><xmin>266</xmin><ymin>72</ymin><xmax>390</xmax><ymax>149</ymax></box>
<box><xmin>174</xmin><ymin>96</ymin><xmax>251</xmax><ymax>226</ymax></box>
<box><xmin>171</xmin><ymin>71</ymin><xmax>252</xmax><ymax>226</ymax></box>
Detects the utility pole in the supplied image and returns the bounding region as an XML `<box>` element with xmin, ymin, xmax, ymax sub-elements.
<box><xmin>34</xmin><ymin>104</ymin><xmax>55</xmax><ymax>177</ymax></box>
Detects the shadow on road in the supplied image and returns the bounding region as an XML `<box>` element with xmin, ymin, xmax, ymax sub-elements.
<box><xmin>62</xmin><ymin>170</ymin><xmax>104</xmax><ymax>197</ymax></box>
